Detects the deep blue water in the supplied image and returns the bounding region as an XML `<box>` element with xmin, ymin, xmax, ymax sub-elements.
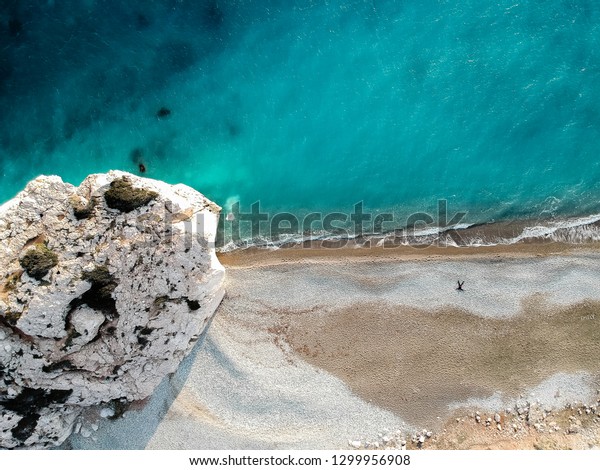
<box><xmin>1</xmin><ymin>0</ymin><xmax>600</xmax><ymax>239</ymax></box>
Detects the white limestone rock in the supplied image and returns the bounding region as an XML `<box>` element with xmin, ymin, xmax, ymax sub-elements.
<box><xmin>99</xmin><ymin>408</ymin><xmax>114</xmax><ymax>419</ymax></box>
<box><xmin>70</xmin><ymin>306</ymin><xmax>106</xmax><ymax>346</ymax></box>
<box><xmin>349</xmin><ymin>440</ymin><xmax>362</xmax><ymax>449</ymax></box>
<box><xmin>0</xmin><ymin>171</ymin><xmax>225</xmax><ymax>448</ymax></box>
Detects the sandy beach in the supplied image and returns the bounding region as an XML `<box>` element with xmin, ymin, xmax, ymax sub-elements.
<box><xmin>68</xmin><ymin>242</ymin><xmax>600</xmax><ymax>449</ymax></box>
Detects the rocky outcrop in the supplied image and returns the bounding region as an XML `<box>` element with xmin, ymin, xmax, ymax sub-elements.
<box><xmin>0</xmin><ymin>171</ymin><xmax>225</xmax><ymax>448</ymax></box>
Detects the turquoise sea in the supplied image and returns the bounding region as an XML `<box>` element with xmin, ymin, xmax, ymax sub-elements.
<box><xmin>2</xmin><ymin>1</ymin><xmax>600</xmax><ymax>245</ymax></box>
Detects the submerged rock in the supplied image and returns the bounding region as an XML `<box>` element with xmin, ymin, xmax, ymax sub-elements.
<box><xmin>0</xmin><ymin>171</ymin><xmax>225</xmax><ymax>448</ymax></box>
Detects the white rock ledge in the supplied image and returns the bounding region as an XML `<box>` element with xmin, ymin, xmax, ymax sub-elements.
<box><xmin>0</xmin><ymin>171</ymin><xmax>225</xmax><ymax>448</ymax></box>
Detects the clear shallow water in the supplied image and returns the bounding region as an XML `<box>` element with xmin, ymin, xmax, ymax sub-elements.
<box><xmin>1</xmin><ymin>0</ymin><xmax>600</xmax><ymax>238</ymax></box>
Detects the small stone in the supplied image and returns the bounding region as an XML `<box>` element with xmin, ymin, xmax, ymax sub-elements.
<box><xmin>426</xmin><ymin>431</ymin><xmax>432</xmax><ymax>438</ymax></box>
<box><xmin>100</xmin><ymin>408</ymin><xmax>115</xmax><ymax>418</ymax></box>
<box><xmin>497</xmin><ymin>424</ymin><xmax>502</xmax><ymax>431</ymax></box>
<box><xmin>568</xmin><ymin>425</ymin><xmax>580</xmax><ymax>434</ymax></box>
<box><xmin>475</xmin><ymin>415</ymin><xmax>481</xmax><ymax>423</ymax></box>
<box><xmin>349</xmin><ymin>440</ymin><xmax>362</xmax><ymax>449</ymax></box>
<box><xmin>418</xmin><ymin>435</ymin><xmax>425</xmax><ymax>444</ymax></box>
<box><xmin>494</xmin><ymin>413</ymin><xmax>501</xmax><ymax>424</ymax></box>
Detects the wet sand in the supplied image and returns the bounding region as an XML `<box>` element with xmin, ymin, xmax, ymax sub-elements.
<box><xmin>283</xmin><ymin>300</ymin><xmax>600</xmax><ymax>427</ymax></box>
<box><xmin>218</xmin><ymin>240</ymin><xmax>600</xmax><ymax>267</ymax></box>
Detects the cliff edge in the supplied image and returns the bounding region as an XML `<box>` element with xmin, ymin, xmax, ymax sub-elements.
<box><xmin>0</xmin><ymin>171</ymin><xmax>225</xmax><ymax>448</ymax></box>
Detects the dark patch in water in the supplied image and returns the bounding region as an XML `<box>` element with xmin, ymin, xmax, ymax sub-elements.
<box><xmin>135</xmin><ymin>12</ymin><xmax>151</xmax><ymax>30</ymax></box>
<box><xmin>130</xmin><ymin>147</ymin><xmax>144</xmax><ymax>164</ymax></box>
<box><xmin>227</xmin><ymin>121</ymin><xmax>240</xmax><ymax>137</ymax></box>
<box><xmin>155</xmin><ymin>40</ymin><xmax>197</xmax><ymax>74</ymax></box>
<box><xmin>156</xmin><ymin>107</ymin><xmax>171</xmax><ymax>118</ymax></box>
<box><xmin>152</xmin><ymin>140</ymin><xmax>168</xmax><ymax>159</ymax></box>
<box><xmin>8</xmin><ymin>16</ymin><xmax>23</xmax><ymax>38</ymax></box>
<box><xmin>202</xmin><ymin>1</ymin><xmax>224</xmax><ymax>30</ymax></box>
<box><xmin>63</xmin><ymin>107</ymin><xmax>101</xmax><ymax>140</ymax></box>
<box><xmin>131</xmin><ymin>147</ymin><xmax>148</xmax><ymax>173</ymax></box>
<box><xmin>0</xmin><ymin>58</ymin><xmax>13</xmax><ymax>86</ymax></box>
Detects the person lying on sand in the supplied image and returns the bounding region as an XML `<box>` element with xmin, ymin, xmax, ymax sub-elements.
<box><xmin>456</xmin><ymin>280</ymin><xmax>465</xmax><ymax>291</ymax></box>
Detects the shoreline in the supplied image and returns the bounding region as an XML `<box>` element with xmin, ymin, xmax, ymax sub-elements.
<box><xmin>216</xmin><ymin>210</ymin><xmax>600</xmax><ymax>255</ymax></box>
